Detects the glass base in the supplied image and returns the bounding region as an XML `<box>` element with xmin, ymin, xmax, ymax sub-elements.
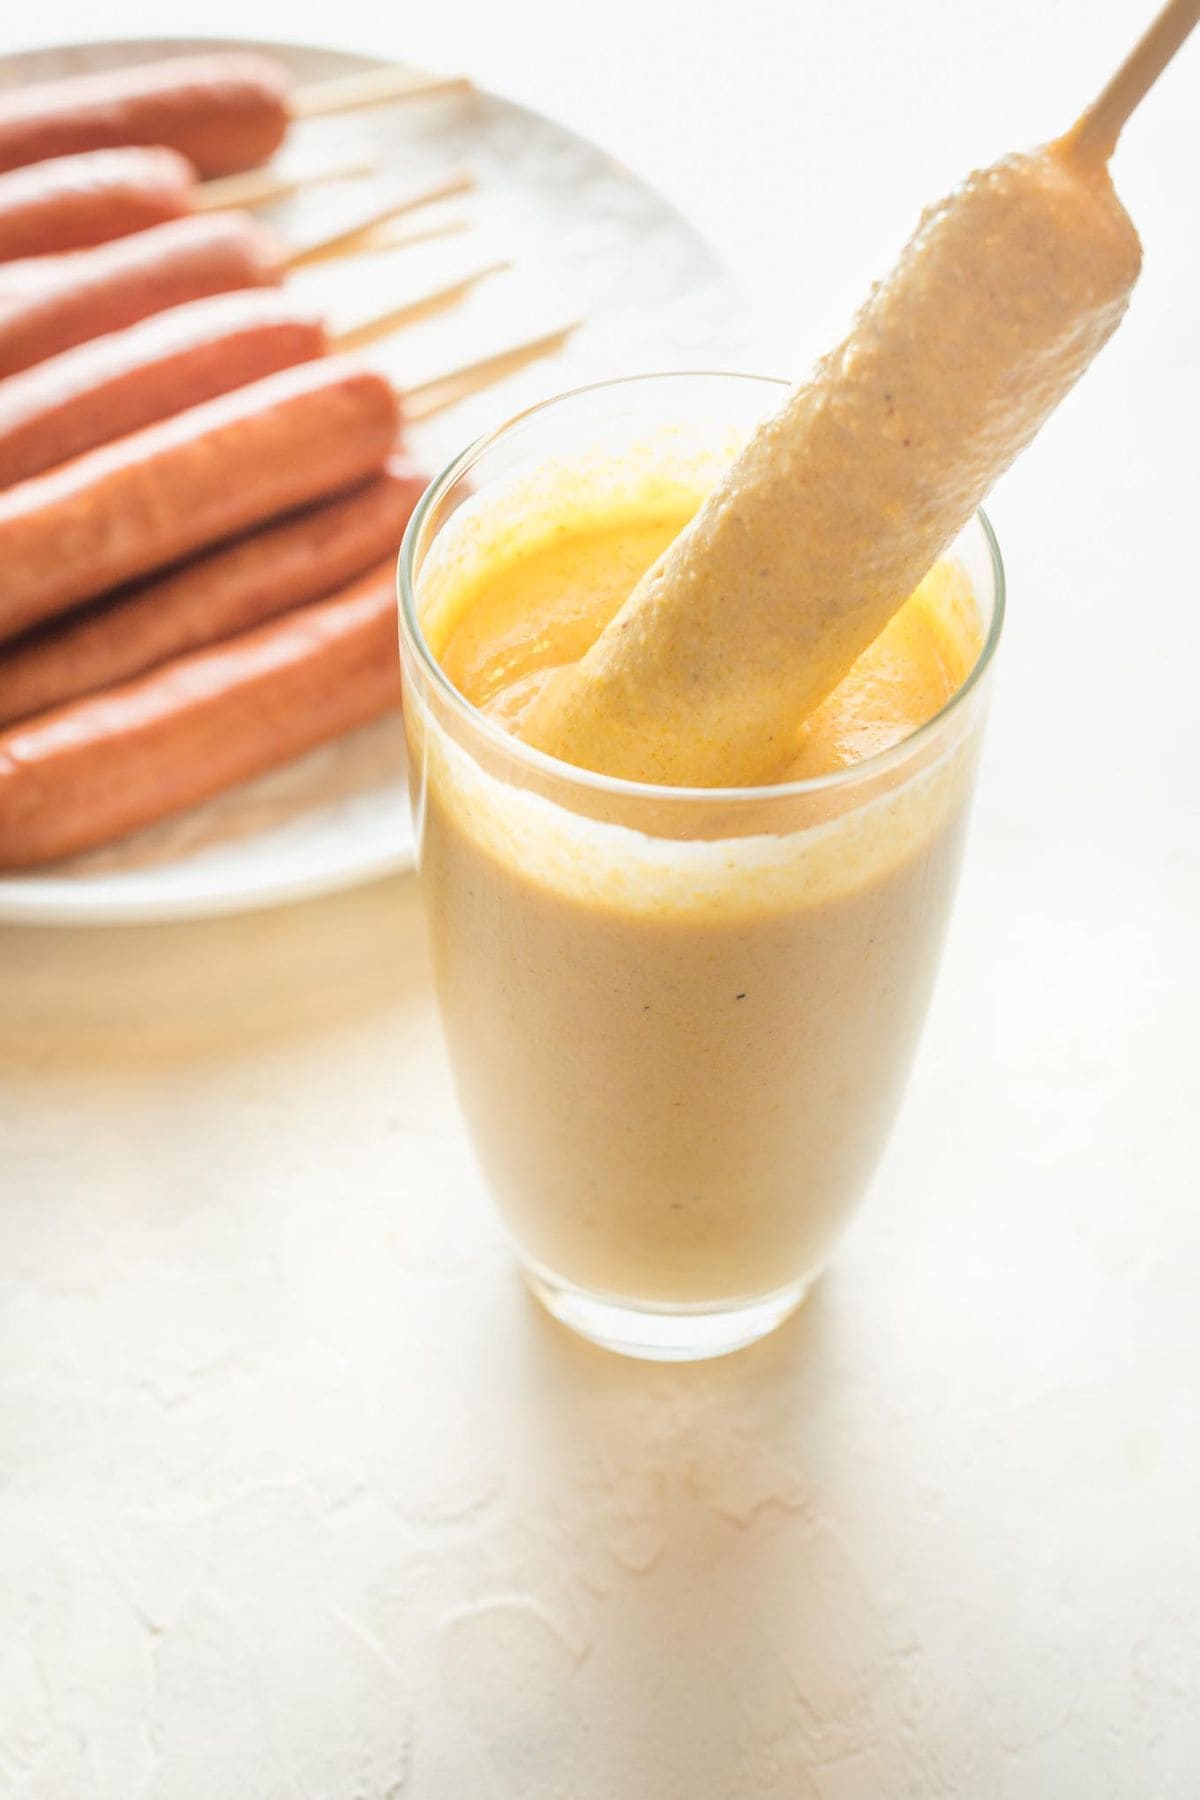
<box><xmin>521</xmin><ymin>1259</ymin><xmax>811</xmax><ymax>1361</ymax></box>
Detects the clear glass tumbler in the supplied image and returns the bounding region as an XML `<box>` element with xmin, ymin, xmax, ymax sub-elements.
<box><xmin>398</xmin><ymin>374</ymin><xmax>1003</xmax><ymax>1361</ymax></box>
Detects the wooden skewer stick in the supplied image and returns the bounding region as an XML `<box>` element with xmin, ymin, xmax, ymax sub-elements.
<box><xmin>404</xmin><ymin>319</ymin><xmax>584</xmax><ymax>421</ymax></box>
<box><xmin>341</xmin><ymin>213</ymin><xmax>472</xmax><ymax>258</ymax></box>
<box><xmin>333</xmin><ymin>260</ymin><xmax>510</xmax><ymax>351</ymax></box>
<box><xmin>1065</xmin><ymin>0</ymin><xmax>1200</xmax><ymax>162</ymax></box>
<box><xmin>194</xmin><ymin>154</ymin><xmax>377</xmax><ymax>213</ymax></box>
<box><xmin>290</xmin><ymin>66</ymin><xmax>471</xmax><ymax>121</ymax></box>
<box><xmin>285</xmin><ymin>168</ymin><xmax>476</xmax><ymax>268</ymax></box>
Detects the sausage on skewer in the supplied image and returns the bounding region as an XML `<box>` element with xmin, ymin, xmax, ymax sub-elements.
<box><xmin>0</xmin><ymin>54</ymin><xmax>292</xmax><ymax>179</ymax></box>
<box><xmin>0</xmin><ymin>561</ymin><xmax>403</xmax><ymax>869</ymax></box>
<box><xmin>0</xmin><ymin>319</ymin><xmax>583</xmax><ymax>869</ymax></box>
<box><xmin>0</xmin><ymin>160</ymin><xmax>477</xmax><ymax>380</ymax></box>
<box><xmin>0</xmin><ymin>145</ymin><xmax>197</xmax><ymax>259</ymax></box>
<box><xmin>0</xmin><ymin>456</ymin><xmax>426</xmax><ymax>725</ymax></box>
<box><xmin>0</xmin><ymin>52</ymin><xmax>469</xmax><ymax>180</ymax></box>
<box><xmin>0</xmin><ymin>288</ymin><xmax>327</xmax><ymax>487</ymax></box>
<box><xmin>0</xmin><ymin>356</ymin><xmax>401</xmax><ymax>643</ymax></box>
<box><xmin>0</xmin><ymin>144</ymin><xmax>386</xmax><ymax>263</ymax></box>
<box><xmin>0</xmin><ymin>210</ymin><xmax>283</xmax><ymax>378</ymax></box>
<box><xmin>0</xmin><ymin>245</ymin><xmax>508</xmax><ymax>487</ymax></box>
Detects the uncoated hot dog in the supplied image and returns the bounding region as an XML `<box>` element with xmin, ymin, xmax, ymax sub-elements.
<box><xmin>0</xmin><ymin>210</ymin><xmax>283</xmax><ymax>378</ymax></box>
<box><xmin>0</xmin><ymin>146</ymin><xmax>197</xmax><ymax>260</ymax></box>
<box><xmin>0</xmin><ymin>54</ymin><xmax>291</xmax><ymax>179</ymax></box>
<box><xmin>0</xmin><ymin>289</ymin><xmax>328</xmax><ymax>488</ymax></box>
<box><xmin>0</xmin><ymin>457</ymin><xmax>426</xmax><ymax>725</ymax></box>
<box><xmin>0</xmin><ymin>561</ymin><xmax>401</xmax><ymax>869</ymax></box>
<box><xmin>0</xmin><ymin>357</ymin><xmax>401</xmax><ymax>644</ymax></box>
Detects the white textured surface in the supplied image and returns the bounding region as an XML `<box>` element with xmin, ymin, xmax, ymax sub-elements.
<box><xmin>1</xmin><ymin>2</ymin><xmax>1198</xmax><ymax>1795</ymax></box>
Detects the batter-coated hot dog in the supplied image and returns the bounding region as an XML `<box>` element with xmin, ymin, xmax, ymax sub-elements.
<box><xmin>0</xmin><ymin>356</ymin><xmax>401</xmax><ymax>644</ymax></box>
<box><xmin>0</xmin><ymin>54</ymin><xmax>290</xmax><ymax>180</ymax></box>
<box><xmin>0</xmin><ymin>209</ymin><xmax>283</xmax><ymax>378</ymax></box>
<box><xmin>0</xmin><ymin>457</ymin><xmax>426</xmax><ymax>725</ymax></box>
<box><xmin>0</xmin><ymin>146</ymin><xmax>196</xmax><ymax>260</ymax></box>
<box><xmin>0</xmin><ymin>288</ymin><xmax>327</xmax><ymax>488</ymax></box>
<box><xmin>523</xmin><ymin>143</ymin><xmax>1142</xmax><ymax>786</ymax></box>
<box><xmin>0</xmin><ymin>562</ymin><xmax>400</xmax><ymax>869</ymax></box>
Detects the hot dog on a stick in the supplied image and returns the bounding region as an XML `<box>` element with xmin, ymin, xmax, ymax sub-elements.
<box><xmin>0</xmin><ymin>146</ymin><xmax>194</xmax><ymax>259</ymax></box>
<box><xmin>0</xmin><ymin>356</ymin><xmax>400</xmax><ymax>643</ymax></box>
<box><xmin>0</xmin><ymin>211</ymin><xmax>280</xmax><ymax>378</ymax></box>
<box><xmin>0</xmin><ymin>316</ymin><xmax>583</xmax><ymax>868</ymax></box>
<box><xmin>0</xmin><ymin>53</ymin><xmax>469</xmax><ymax>179</ymax></box>
<box><xmin>0</xmin><ymin>257</ymin><xmax>506</xmax><ymax>487</ymax></box>
<box><xmin>0</xmin><ymin>288</ymin><xmax>325</xmax><ymax>486</ymax></box>
<box><xmin>522</xmin><ymin>0</ymin><xmax>1197</xmax><ymax>788</ymax></box>
<box><xmin>0</xmin><ymin>314</ymin><xmax>580</xmax><ymax>649</ymax></box>
<box><xmin>0</xmin><ymin>169</ymin><xmax>477</xmax><ymax>378</ymax></box>
<box><xmin>0</xmin><ymin>561</ymin><xmax>405</xmax><ymax>869</ymax></box>
<box><xmin>0</xmin><ymin>144</ymin><xmax>377</xmax><ymax>261</ymax></box>
<box><xmin>0</xmin><ymin>457</ymin><xmax>428</xmax><ymax>726</ymax></box>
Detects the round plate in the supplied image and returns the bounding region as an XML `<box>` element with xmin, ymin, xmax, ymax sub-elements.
<box><xmin>0</xmin><ymin>35</ymin><xmax>746</xmax><ymax>926</ymax></box>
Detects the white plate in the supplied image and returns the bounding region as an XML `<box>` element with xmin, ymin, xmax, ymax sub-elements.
<box><xmin>0</xmin><ymin>34</ymin><xmax>746</xmax><ymax>926</ymax></box>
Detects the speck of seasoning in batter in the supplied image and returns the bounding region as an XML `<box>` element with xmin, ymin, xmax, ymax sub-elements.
<box><xmin>736</xmin><ymin>992</ymin><xmax>747</xmax><ymax>1000</ymax></box>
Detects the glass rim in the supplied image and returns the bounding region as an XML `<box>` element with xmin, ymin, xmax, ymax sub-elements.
<box><xmin>397</xmin><ymin>370</ymin><xmax>1006</xmax><ymax>806</ymax></box>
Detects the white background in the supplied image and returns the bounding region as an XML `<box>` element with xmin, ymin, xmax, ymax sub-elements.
<box><xmin>1</xmin><ymin>3</ymin><xmax>1198</xmax><ymax>1796</ymax></box>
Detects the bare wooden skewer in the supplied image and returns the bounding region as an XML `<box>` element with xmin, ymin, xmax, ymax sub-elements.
<box><xmin>1065</xmin><ymin>0</ymin><xmax>1199</xmax><ymax>162</ymax></box>
<box><xmin>342</xmin><ymin>213</ymin><xmax>472</xmax><ymax>258</ymax></box>
<box><xmin>404</xmin><ymin>319</ymin><xmax>584</xmax><ymax>421</ymax></box>
<box><xmin>290</xmin><ymin>66</ymin><xmax>472</xmax><ymax>121</ymax></box>
<box><xmin>333</xmin><ymin>260</ymin><xmax>510</xmax><ymax>350</ymax></box>
<box><xmin>286</xmin><ymin>168</ymin><xmax>476</xmax><ymax>267</ymax></box>
<box><xmin>195</xmin><ymin>153</ymin><xmax>377</xmax><ymax>213</ymax></box>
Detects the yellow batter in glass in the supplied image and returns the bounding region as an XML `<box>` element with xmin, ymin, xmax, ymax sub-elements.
<box><xmin>437</xmin><ymin>492</ymin><xmax>981</xmax><ymax>786</ymax></box>
<box><xmin>411</xmin><ymin>456</ymin><xmax>988</xmax><ymax>1307</ymax></box>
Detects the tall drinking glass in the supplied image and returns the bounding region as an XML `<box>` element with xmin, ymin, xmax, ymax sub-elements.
<box><xmin>398</xmin><ymin>374</ymin><xmax>1003</xmax><ymax>1360</ymax></box>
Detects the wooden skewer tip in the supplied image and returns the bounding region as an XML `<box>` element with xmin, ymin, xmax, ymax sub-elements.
<box><xmin>284</xmin><ymin>168</ymin><xmax>477</xmax><ymax>267</ymax></box>
<box><xmin>289</xmin><ymin>66</ymin><xmax>472</xmax><ymax>122</ymax></box>
<box><xmin>331</xmin><ymin>259</ymin><xmax>511</xmax><ymax>350</ymax></box>
<box><xmin>194</xmin><ymin>153</ymin><xmax>378</xmax><ymax>213</ymax></box>
<box><xmin>403</xmin><ymin>319</ymin><xmax>583</xmax><ymax>419</ymax></box>
<box><xmin>1065</xmin><ymin>0</ymin><xmax>1200</xmax><ymax>162</ymax></box>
